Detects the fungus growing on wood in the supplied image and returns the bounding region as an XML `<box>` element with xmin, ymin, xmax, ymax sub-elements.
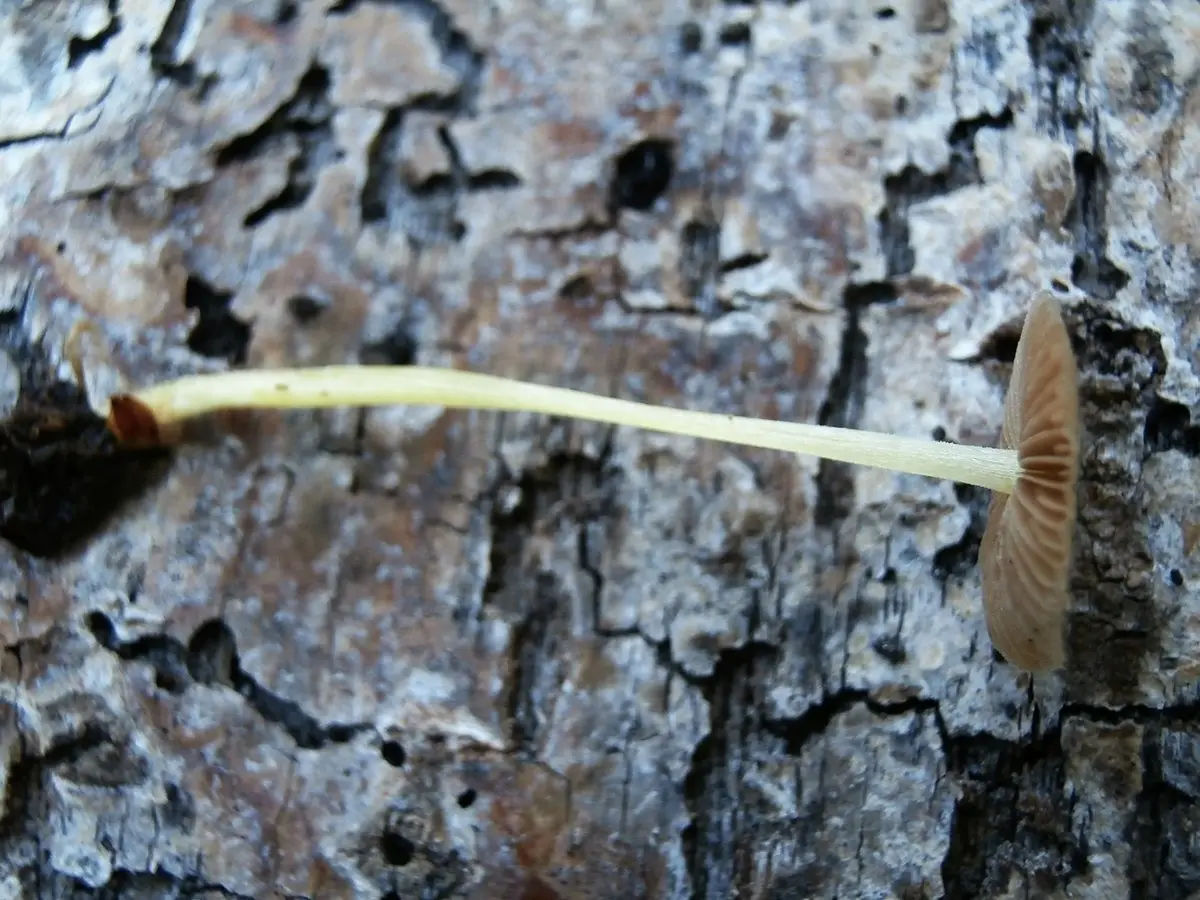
<box><xmin>102</xmin><ymin>293</ymin><xmax>1080</xmax><ymax>670</ymax></box>
<box><xmin>978</xmin><ymin>294</ymin><xmax>1080</xmax><ymax>671</ymax></box>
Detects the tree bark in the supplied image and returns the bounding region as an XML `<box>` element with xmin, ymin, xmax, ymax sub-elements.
<box><xmin>1</xmin><ymin>1</ymin><xmax>1198</xmax><ymax>898</ymax></box>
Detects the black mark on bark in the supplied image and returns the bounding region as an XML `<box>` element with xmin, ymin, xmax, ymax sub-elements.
<box><xmin>67</xmin><ymin>0</ymin><xmax>121</xmax><ymax>69</ymax></box>
<box><xmin>360</xmin><ymin>321</ymin><xmax>420</xmax><ymax>366</ymax></box>
<box><xmin>1125</xmin><ymin>8</ymin><xmax>1175</xmax><ymax>115</ymax></box>
<box><xmin>484</xmin><ymin>451</ymin><xmax>616</xmax><ymax>754</ymax></box>
<box><xmin>1065</xmin><ymin>147</ymin><xmax>1130</xmax><ymax>300</ymax></box>
<box><xmin>214</xmin><ymin>65</ymin><xmax>341</xmax><ymax>228</ymax></box>
<box><xmin>1027</xmin><ymin>0</ymin><xmax>1094</xmax><ymax>130</ymax></box>
<box><xmin>1130</xmin><ymin>719</ymin><xmax>1200</xmax><ymax>897</ymax></box>
<box><xmin>149</xmin><ymin>0</ymin><xmax>211</xmax><ymax>91</ymax></box>
<box><xmin>679</xmin><ymin>216</ymin><xmax>720</xmax><ymax>318</ymax></box>
<box><xmin>327</xmin><ymin>0</ymin><xmax>485</xmax><ymax>109</ymax></box>
<box><xmin>682</xmin><ymin>645</ymin><xmax>778</xmax><ymax>900</ymax></box>
<box><xmin>813</xmin><ymin>283</ymin><xmax>895</xmax><ymax>528</ymax></box>
<box><xmin>610</xmin><ymin>139</ymin><xmax>675</xmax><ymax>212</ymax></box>
<box><xmin>878</xmin><ymin>109</ymin><xmax>1013</xmax><ymax>277</ymax></box>
<box><xmin>87</xmin><ymin>612</ymin><xmax>369</xmax><ymax>750</ymax></box>
<box><xmin>933</xmin><ymin>479</ymin><xmax>991</xmax><ymax>582</ymax></box>
<box><xmin>183</xmin><ymin>273</ymin><xmax>251</xmax><ymax>365</ymax></box>
<box><xmin>1143</xmin><ymin>398</ymin><xmax>1200</xmax><ymax>458</ymax></box>
<box><xmin>286</xmin><ymin>294</ymin><xmax>327</xmax><ymax>324</ymax></box>
<box><xmin>360</xmin><ymin>112</ymin><xmax>519</xmax><ymax>245</ymax></box>
<box><xmin>941</xmin><ymin>725</ymin><xmax>1088</xmax><ymax>899</ymax></box>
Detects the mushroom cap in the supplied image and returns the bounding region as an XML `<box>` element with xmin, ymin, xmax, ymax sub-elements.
<box><xmin>980</xmin><ymin>292</ymin><xmax>1080</xmax><ymax>672</ymax></box>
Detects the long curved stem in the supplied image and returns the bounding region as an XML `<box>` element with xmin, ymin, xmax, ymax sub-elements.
<box><xmin>108</xmin><ymin>365</ymin><xmax>1022</xmax><ymax>493</ymax></box>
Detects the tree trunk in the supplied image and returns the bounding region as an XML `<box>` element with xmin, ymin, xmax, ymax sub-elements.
<box><xmin>1</xmin><ymin>1</ymin><xmax>1198</xmax><ymax>898</ymax></box>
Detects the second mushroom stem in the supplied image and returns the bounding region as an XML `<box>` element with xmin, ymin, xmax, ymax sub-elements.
<box><xmin>117</xmin><ymin>366</ymin><xmax>1023</xmax><ymax>493</ymax></box>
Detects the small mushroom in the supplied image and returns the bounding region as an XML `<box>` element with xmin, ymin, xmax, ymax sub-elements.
<box><xmin>979</xmin><ymin>293</ymin><xmax>1080</xmax><ymax>671</ymax></box>
<box><xmin>103</xmin><ymin>292</ymin><xmax>1081</xmax><ymax>670</ymax></box>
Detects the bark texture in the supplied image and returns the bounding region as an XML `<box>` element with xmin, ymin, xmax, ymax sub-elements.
<box><xmin>1</xmin><ymin>1</ymin><xmax>1198</xmax><ymax>898</ymax></box>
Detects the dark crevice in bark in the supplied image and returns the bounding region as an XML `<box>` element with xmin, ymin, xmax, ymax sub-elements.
<box><xmin>941</xmin><ymin>722</ymin><xmax>1089</xmax><ymax>899</ymax></box>
<box><xmin>878</xmin><ymin>108</ymin><xmax>1013</xmax><ymax>277</ymax></box>
<box><xmin>28</xmin><ymin>870</ymin><xmax>258</xmax><ymax>899</ymax></box>
<box><xmin>813</xmin><ymin>282</ymin><xmax>895</xmax><ymax>529</ymax></box>
<box><xmin>1143</xmin><ymin>398</ymin><xmax>1200</xmax><ymax>458</ymax></box>
<box><xmin>85</xmin><ymin>612</ymin><xmax>369</xmax><ymax>750</ymax></box>
<box><xmin>1064</xmin><ymin>142</ymin><xmax>1131</xmax><ymax>301</ymax></box>
<box><xmin>67</xmin><ymin>0</ymin><xmax>121</xmax><ymax>69</ymax></box>
<box><xmin>684</xmin><ymin>658</ymin><xmax>941</xmax><ymax>900</ymax></box>
<box><xmin>610</xmin><ymin>138</ymin><xmax>676</xmax><ymax>213</ymax></box>
<box><xmin>682</xmin><ymin>643</ymin><xmax>778</xmax><ymax>900</ymax></box>
<box><xmin>1128</xmin><ymin>715</ymin><xmax>1200</xmax><ymax>898</ymax></box>
<box><xmin>148</xmin><ymin>0</ymin><xmax>212</xmax><ymax>92</ymax></box>
<box><xmin>718</xmin><ymin>252</ymin><xmax>768</xmax><ymax>274</ymax></box>
<box><xmin>214</xmin><ymin>65</ymin><xmax>342</xmax><ymax>228</ymax></box>
<box><xmin>482</xmin><ymin>448</ymin><xmax>618</xmax><ymax>755</ymax></box>
<box><xmin>326</xmin><ymin>0</ymin><xmax>486</xmax><ymax>110</ymax></box>
<box><xmin>359</xmin><ymin>109</ymin><xmax>468</xmax><ymax>245</ymax></box>
<box><xmin>678</xmin><ymin>215</ymin><xmax>720</xmax><ymax>318</ymax></box>
<box><xmin>1026</xmin><ymin>0</ymin><xmax>1094</xmax><ymax>132</ymax></box>
<box><xmin>932</xmin><ymin>480</ymin><xmax>991</xmax><ymax>583</ymax></box>
<box><xmin>182</xmin><ymin>272</ymin><xmax>251</xmax><ymax>365</ymax></box>
<box><xmin>333</xmin><ymin>0</ymin><xmax>497</xmax><ymax>246</ymax></box>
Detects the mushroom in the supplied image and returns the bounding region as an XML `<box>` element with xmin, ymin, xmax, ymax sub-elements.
<box><xmin>979</xmin><ymin>294</ymin><xmax>1080</xmax><ymax>671</ymax></box>
<box><xmin>103</xmin><ymin>292</ymin><xmax>1080</xmax><ymax>670</ymax></box>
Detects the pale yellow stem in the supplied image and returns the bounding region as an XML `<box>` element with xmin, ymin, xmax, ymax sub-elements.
<box><xmin>124</xmin><ymin>366</ymin><xmax>1022</xmax><ymax>493</ymax></box>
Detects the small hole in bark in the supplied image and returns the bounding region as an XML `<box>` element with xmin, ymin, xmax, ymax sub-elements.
<box><xmin>875</xmin><ymin>6</ymin><xmax>896</xmax><ymax>18</ymax></box>
<box><xmin>931</xmin><ymin>426</ymin><xmax>947</xmax><ymax>441</ymax></box>
<box><xmin>1144</xmin><ymin>398</ymin><xmax>1200</xmax><ymax>457</ymax></box>
<box><xmin>1051</xmin><ymin>278</ymin><xmax>1070</xmax><ymax>293</ymax></box>
<box><xmin>873</xmin><ymin>634</ymin><xmax>907</xmax><ymax>665</ymax></box>
<box><xmin>719</xmin><ymin>22</ymin><xmax>751</xmax><ymax>45</ymax></box>
<box><xmin>894</xmin><ymin>95</ymin><xmax>909</xmax><ymax>114</ymax></box>
<box><xmin>162</xmin><ymin>782</ymin><xmax>195</xmax><ymax>831</ymax></box>
<box><xmin>276</xmin><ymin>0</ymin><xmax>298</xmax><ymax>23</ymax></box>
<box><xmin>67</xmin><ymin>13</ymin><xmax>122</xmax><ymax>69</ymax></box>
<box><xmin>184</xmin><ymin>275</ymin><xmax>251</xmax><ymax>366</ymax></box>
<box><xmin>287</xmin><ymin>294</ymin><xmax>326</xmax><ymax>324</ymax></box>
<box><xmin>87</xmin><ymin>611</ymin><xmax>118</xmax><ymax>649</ymax></box>
<box><xmin>456</xmin><ymin>788</ymin><xmax>477</xmax><ymax>808</ymax></box>
<box><xmin>381</xmin><ymin>831</ymin><xmax>415</xmax><ymax>866</ymax></box>
<box><xmin>1169</xmin><ymin>569</ymin><xmax>1184</xmax><ymax>587</ymax></box>
<box><xmin>186</xmin><ymin>619</ymin><xmax>238</xmax><ymax>686</ymax></box>
<box><xmin>679</xmin><ymin>21</ymin><xmax>702</xmax><ymax>53</ymax></box>
<box><xmin>56</xmin><ymin>241</ymin><xmax>67</xmax><ymax>254</ymax></box>
<box><xmin>360</xmin><ymin>324</ymin><xmax>418</xmax><ymax>366</ymax></box>
<box><xmin>325</xmin><ymin>724</ymin><xmax>358</xmax><ymax>743</ymax></box>
<box><xmin>610</xmin><ymin>139</ymin><xmax>674</xmax><ymax>212</ymax></box>
<box><xmin>879</xmin><ymin>567</ymin><xmax>897</xmax><ymax>584</ymax></box>
<box><xmin>380</xmin><ymin>740</ymin><xmax>406</xmax><ymax>767</ymax></box>
<box><xmin>558</xmin><ymin>273</ymin><xmax>595</xmax><ymax>303</ymax></box>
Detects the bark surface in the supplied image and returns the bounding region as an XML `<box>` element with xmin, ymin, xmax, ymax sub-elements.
<box><xmin>1</xmin><ymin>1</ymin><xmax>1198</xmax><ymax>898</ymax></box>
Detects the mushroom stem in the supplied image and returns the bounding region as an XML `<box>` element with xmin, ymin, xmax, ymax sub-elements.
<box><xmin>108</xmin><ymin>365</ymin><xmax>1023</xmax><ymax>493</ymax></box>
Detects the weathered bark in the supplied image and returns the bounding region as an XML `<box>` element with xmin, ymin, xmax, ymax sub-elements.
<box><xmin>1</xmin><ymin>1</ymin><xmax>1197</xmax><ymax>898</ymax></box>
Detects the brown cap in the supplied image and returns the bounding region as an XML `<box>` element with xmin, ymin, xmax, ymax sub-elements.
<box><xmin>980</xmin><ymin>293</ymin><xmax>1081</xmax><ymax>672</ymax></box>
